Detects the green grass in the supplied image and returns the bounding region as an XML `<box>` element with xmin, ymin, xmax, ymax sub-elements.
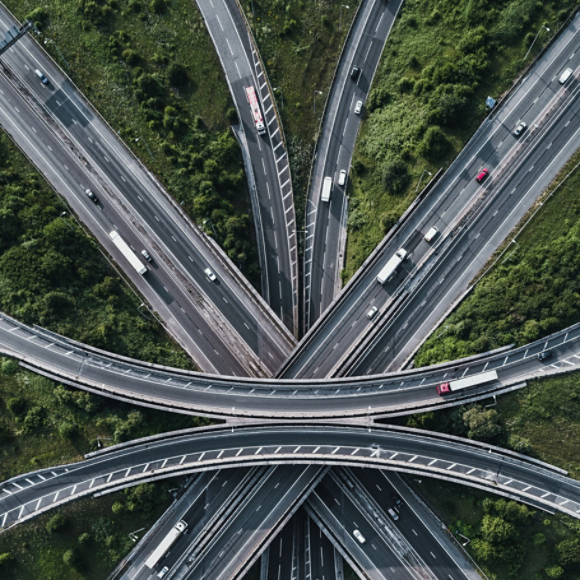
<box><xmin>244</xmin><ymin>0</ymin><xmax>362</xmax><ymax>226</ymax></box>
<box><xmin>8</xmin><ymin>0</ymin><xmax>260</xmax><ymax>283</ymax></box>
<box><xmin>0</xmin><ymin>479</ymin><xmax>182</xmax><ymax>579</ymax></box>
<box><xmin>344</xmin><ymin>0</ymin><xmax>577</xmax><ymax>280</ymax></box>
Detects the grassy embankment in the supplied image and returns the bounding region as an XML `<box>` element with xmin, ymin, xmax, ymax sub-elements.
<box><xmin>399</xmin><ymin>148</ymin><xmax>580</xmax><ymax>579</ymax></box>
<box><xmin>244</xmin><ymin>0</ymin><xmax>361</xmax><ymax>227</ymax></box>
<box><xmin>11</xmin><ymin>0</ymin><xmax>260</xmax><ymax>284</ymax></box>
<box><xmin>344</xmin><ymin>0</ymin><xmax>577</xmax><ymax>280</ymax></box>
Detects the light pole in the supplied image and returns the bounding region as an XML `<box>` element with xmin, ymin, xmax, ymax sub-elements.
<box><xmin>314</xmin><ymin>90</ymin><xmax>323</xmax><ymax>114</ymax></box>
<box><xmin>135</xmin><ymin>136</ymin><xmax>155</xmax><ymax>161</ymax></box>
<box><xmin>273</xmin><ymin>87</ymin><xmax>283</xmax><ymax>111</ymax></box>
<box><xmin>339</xmin><ymin>5</ymin><xmax>350</xmax><ymax>33</ymax></box>
<box><xmin>203</xmin><ymin>218</ymin><xmax>218</xmax><ymax>239</ymax></box>
<box><xmin>524</xmin><ymin>24</ymin><xmax>550</xmax><ymax>61</ymax></box>
<box><xmin>415</xmin><ymin>169</ymin><xmax>432</xmax><ymax>193</ymax></box>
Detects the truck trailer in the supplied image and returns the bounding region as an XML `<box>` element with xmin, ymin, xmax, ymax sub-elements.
<box><xmin>437</xmin><ymin>370</ymin><xmax>498</xmax><ymax>395</ymax></box>
<box><xmin>145</xmin><ymin>520</ymin><xmax>188</xmax><ymax>570</ymax></box>
<box><xmin>376</xmin><ymin>248</ymin><xmax>407</xmax><ymax>284</ymax></box>
<box><xmin>109</xmin><ymin>230</ymin><xmax>147</xmax><ymax>275</ymax></box>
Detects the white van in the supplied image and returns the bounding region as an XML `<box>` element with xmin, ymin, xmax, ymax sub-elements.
<box><xmin>321</xmin><ymin>176</ymin><xmax>332</xmax><ymax>202</ymax></box>
<box><xmin>424</xmin><ymin>226</ymin><xmax>438</xmax><ymax>242</ymax></box>
<box><xmin>559</xmin><ymin>68</ymin><xmax>573</xmax><ymax>84</ymax></box>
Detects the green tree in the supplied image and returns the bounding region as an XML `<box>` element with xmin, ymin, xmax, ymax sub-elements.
<box><xmin>46</xmin><ymin>513</ymin><xmax>69</xmax><ymax>534</ymax></box>
<box><xmin>557</xmin><ymin>538</ymin><xmax>580</xmax><ymax>566</ymax></box>
<box><xmin>167</xmin><ymin>63</ymin><xmax>188</xmax><ymax>87</ymax></box>
<box><xmin>418</xmin><ymin>126</ymin><xmax>451</xmax><ymax>161</ymax></box>
<box><xmin>462</xmin><ymin>405</ymin><xmax>501</xmax><ymax>440</ymax></box>
<box><xmin>382</xmin><ymin>158</ymin><xmax>411</xmax><ymax>196</ymax></box>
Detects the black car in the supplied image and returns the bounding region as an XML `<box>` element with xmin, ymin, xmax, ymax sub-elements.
<box><xmin>537</xmin><ymin>350</ymin><xmax>552</xmax><ymax>362</ymax></box>
<box><xmin>351</xmin><ymin>66</ymin><xmax>361</xmax><ymax>81</ymax></box>
<box><xmin>391</xmin><ymin>494</ymin><xmax>403</xmax><ymax>507</ymax></box>
<box><xmin>85</xmin><ymin>188</ymin><xmax>98</xmax><ymax>203</ymax></box>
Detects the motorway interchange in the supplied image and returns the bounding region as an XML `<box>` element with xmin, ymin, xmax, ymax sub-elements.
<box><xmin>2</xmin><ymin>2</ymin><xmax>580</xmax><ymax>580</ymax></box>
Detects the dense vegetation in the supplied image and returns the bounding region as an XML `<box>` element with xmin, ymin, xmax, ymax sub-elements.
<box><xmin>13</xmin><ymin>0</ymin><xmax>259</xmax><ymax>283</ymax></box>
<box><xmin>419</xmin><ymin>478</ymin><xmax>580</xmax><ymax>580</ymax></box>
<box><xmin>245</xmin><ymin>0</ymin><xmax>361</xmax><ymax>228</ymax></box>
<box><xmin>416</xmin><ymin>145</ymin><xmax>580</xmax><ymax>367</ymax></box>
<box><xmin>344</xmin><ymin>0</ymin><xmax>577</xmax><ymax>279</ymax></box>
<box><xmin>0</xmin><ymin>480</ymin><xmax>181</xmax><ymax>579</ymax></box>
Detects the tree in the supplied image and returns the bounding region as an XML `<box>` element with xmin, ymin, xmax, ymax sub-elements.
<box><xmin>418</xmin><ymin>126</ymin><xmax>451</xmax><ymax>161</ymax></box>
<box><xmin>167</xmin><ymin>63</ymin><xmax>188</xmax><ymax>87</ymax></box>
<box><xmin>438</xmin><ymin>94</ymin><xmax>468</xmax><ymax>127</ymax></box>
<box><xmin>462</xmin><ymin>405</ymin><xmax>501</xmax><ymax>440</ymax></box>
<box><xmin>46</xmin><ymin>513</ymin><xmax>69</xmax><ymax>534</ymax></box>
<box><xmin>557</xmin><ymin>538</ymin><xmax>580</xmax><ymax>566</ymax></box>
<box><xmin>150</xmin><ymin>0</ymin><xmax>168</xmax><ymax>14</ymax></box>
<box><xmin>63</xmin><ymin>548</ymin><xmax>81</xmax><ymax>569</ymax></box>
<box><xmin>382</xmin><ymin>158</ymin><xmax>411</xmax><ymax>196</ymax></box>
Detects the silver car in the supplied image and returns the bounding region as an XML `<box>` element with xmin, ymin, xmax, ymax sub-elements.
<box><xmin>354</xmin><ymin>100</ymin><xmax>363</xmax><ymax>114</ymax></box>
<box><xmin>204</xmin><ymin>267</ymin><xmax>217</xmax><ymax>281</ymax></box>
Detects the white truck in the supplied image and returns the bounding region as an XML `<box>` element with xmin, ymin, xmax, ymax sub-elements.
<box><xmin>321</xmin><ymin>176</ymin><xmax>332</xmax><ymax>202</ymax></box>
<box><xmin>109</xmin><ymin>230</ymin><xmax>147</xmax><ymax>275</ymax></box>
<box><xmin>437</xmin><ymin>370</ymin><xmax>498</xmax><ymax>395</ymax></box>
<box><xmin>376</xmin><ymin>248</ymin><xmax>407</xmax><ymax>284</ymax></box>
<box><xmin>145</xmin><ymin>520</ymin><xmax>188</xmax><ymax>570</ymax></box>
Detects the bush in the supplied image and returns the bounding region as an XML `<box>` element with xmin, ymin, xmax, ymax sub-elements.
<box><xmin>508</xmin><ymin>434</ymin><xmax>532</xmax><ymax>454</ymax></box>
<box><xmin>438</xmin><ymin>94</ymin><xmax>468</xmax><ymax>127</ymax></box>
<box><xmin>122</xmin><ymin>49</ymin><xmax>140</xmax><ymax>66</ymax></box>
<box><xmin>418</xmin><ymin>126</ymin><xmax>451</xmax><ymax>161</ymax></box>
<box><xmin>58</xmin><ymin>421</ymin><xmax>78</xmax><ymax>439</ymax></box>
<box><xmin>545</xmin><ymin>566</ymin><xmax>564</xmax><ymax>579</ymax></box>
<box><xmin>462</xmin><ymin>405</ymin><xmax>501</xmax><ymax>441</ymax></box>
<box><xmin>63</xmin><ymin>548</ymin><xmax>81</xmax><ymax>569</ymax></box>
<box><xmin>557</xmin><ymin>538</ymin><xmax>580</xmax><ymax>566</ymax></box>
<box><xmin>150</xmin><ymin>0</ymin><xmax>169</xmax><ymax>14</ymax></box>
<box><xmin>46</xmin><ymin>513</ymin><xmax>69</xmax><ymax>534</ymax></box>
<box><xmin>2</xmin><ymin>358</ymin><xmax>18</xmax><ymax>375</ymax></box>
<box><xmin>382</xmin><ymin>158</ymin><xmax>411</xmax><ymax>196</ymax></box>
<box><xmin>397</xmin><ymin>77</ymin><xmax>415</xmax><ymax>93</ymax></box>
<box><xmin>7</xmin><ymin>397</ymin><xmax>26</xmax><ymax>418</ymax></box>
<box><xmin>167</xmin><ymin>63</ymin><xmax>189</xmax><ymax>87</ymax></box>
<box><xmin>78</xmin><ymin>532</ymin><xmax>91</xmax><ymax>545</ymax></box>
<box><xmin>226</xmin><ymin>107</ymin><xmax>239</xmax><ymax>125</ymax></box>
<box><xmin>0</xmin><ymin>419</ymin><xmax>12</xmax><ymax>444</ymax></box>
<box><xmin>0</xmin><ymin>552</ymin><xmax>13</xmax><ymax>566</ymax></box>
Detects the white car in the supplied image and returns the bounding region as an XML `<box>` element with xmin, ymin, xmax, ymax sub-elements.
<box><xmin>158</xmin><ymin>566</ymin><xmax>169</xmax><ymax>579</ymax></box>
<box><xmin>354</xmin><ymin>100</ymin><xmax>363</xmax><ymax>114</ymax></box>
<box><xmin>338</xmin><ymin>170</ymin><xmax>347</xmax><ymax>186</ymax></box>
<box><xmin>388</xmin><ymin>508</ymin><xmax>399</xmax><ymax>521</ymax></box>
<box><xmin>353</xmin><ymin>529</ymin><xmax>366</xmax><ymax>544</ymax></box>
<box><xmin>366</xmin><ymin>306</ymin><xmax>378</xmax><ymax>319</ymax></box>
<box><xmin>513</xmin><ymin>121</ymin><xmax>527</xmax><ymax>136</ymax></box>
<box><xmin>204</xmin><ymin>267</ymin><xmax>217</xmax><ymax>281</ymax></box>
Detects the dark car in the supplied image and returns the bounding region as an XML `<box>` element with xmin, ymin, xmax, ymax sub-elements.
<box><xmin>85</xmin><ymin>188</ymin><xmax>98</xmax><ymax>203</ymax></box>
<box><xmin>476</xmin><ymin>168</ymin><xmax>489</xmax><ymax>183</ymax></box>
<box><xmin>351</xmin><ymin>66</ymin><xmax>361</xmax><ymax>81</ymax></box>
<box><xmin>391</xmin><ymin>494</ymin><xmax>403</xmax><ymax>507</ymax></box>
<box><xmin>537</xmin><ymin>350</ymin><xmax>552</xmax><ymax>362</ymax></box>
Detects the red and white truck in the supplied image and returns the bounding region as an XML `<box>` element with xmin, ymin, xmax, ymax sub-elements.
<box><xmin>436</xmin><ymin>370</ymin><xmax>498</xmax><ymax>395</ymax></box>
<box><xmin>245</xmin><ymin>86</ymin><xmax>266</xmax><ymax>135</ymax></box>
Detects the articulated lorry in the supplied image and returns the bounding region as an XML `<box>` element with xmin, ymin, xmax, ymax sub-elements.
<box><xmin>376</xmin><ymin>248</ymin><xmax>407</xmax><ymax>284</ymax></box>
<box><xmin>145</xmin><ymin>520</ymin><xmax>188</xmax><ymax>570</ymax></box>
<box><xmin>109</xmin><ymin>230</ymin><xmax>147</xmax><ymax>275</ymax></box>
<box><xmin>437</xmin><ymin>370</ymin><xmax>498</xmax><ymax>395</ymax></box>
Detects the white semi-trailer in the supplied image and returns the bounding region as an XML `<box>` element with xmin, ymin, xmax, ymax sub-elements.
<box><xmin>109</xmin><ymin>230</ymin><xmax>147</xmax><ymax>275</ymax></box>
<box><xmin>376</xmin><ymin>248</ymin><xmax>407</xmax><ymax>284</ymax></box>
<box><xmin>145</xmin><ymin>520</ymin><xmax>188</xmax><ymax>570</ymax></box>
<box><xmin>437</xmin><ymin>370</ymin><xmax>498</xmax><ymax>395</ymax></box>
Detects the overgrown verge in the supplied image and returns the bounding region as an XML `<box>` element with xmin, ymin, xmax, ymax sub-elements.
<box><xmin>345</xmin><ymin>0</ymin><xmax>577</xmax><ymax>278</ymax></box>
<box><xmin>11</xmin><ymin>0</ymin><xmax>260</xmax><ymax>284</ymax></box>
<box><xmin>244</xmin><ymin>0</ymin><xmax>361</xmax><ymax>228</ymax></box>
<box><xmin>0</xmin><ymin>479</ymin><xmax>183</xmax><ymax>579</ymax></box>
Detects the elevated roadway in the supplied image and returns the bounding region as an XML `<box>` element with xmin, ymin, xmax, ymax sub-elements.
<box><xmin>0</xmin><ymin>309</ymin><xmax>579</xmax><ymax>419</ymax></box>
<box><xmin>304</xmin><ymin>0</ymin><xmax>403</xmax><ymax>330</ymax></box>
<box><xmin>1</xmin><ymin>424</ymin><xmax>579</xmax><ymax>531</ymax></box>
<box><xmin>0</xmin><ymin>6</ymin><xmax>295</xmax><ymax>376</ymax></box>
<box><xmin>283</xmin><ymin>11</ymin><xmax>580</xmax><ymax>378</ymax></box>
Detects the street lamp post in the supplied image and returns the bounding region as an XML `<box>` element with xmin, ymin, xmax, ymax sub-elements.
<box><xmin>314</xmin><ymin>90</ymin><xmax>323</xmax><ymax>114</ymax></box>
<box><xmin>135</xmin><ymin>136</ymin><xmax>155</xmax><ymax>161</ymax></box>
<box><xmin>339</xmin><ymin>5</ymin><xmax>350</xmax><ymax>33</ymax></box>
<box><xmin>524</xmin><ymin>24</ymin><xmax>550</xmax><ymax>61</ymax></box>
<box><xmin>273</xmin><ymin>87</ymin><xmax>283</xmax><ymax>111</ymax></box>
<box><xmin>415</xmin><ymin>169</ymin><xmax>432</xmax><ymax>193</ymax></box>
<box><xmin>203</xmin><ymin>218</ymin><xmax>219</xmax><ymax>239</ymax></box>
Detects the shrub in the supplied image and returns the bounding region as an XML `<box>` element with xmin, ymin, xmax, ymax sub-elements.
<box><xmin>226</xmin><ymin>108</ymin><xmax>239</xmax><ymax>125</ymax></box>
<box><xmin>58</xmin><ymin>421</ymin><xmax>78</xmax><ymax>439</ymax></box>
<box><xmin>508</xmin><ymin>434</ymin><xmax>532</xmax><ymax>454</ymax></box>
<box><xmin>438</xmin><ymin>94</ymin><xmax>468</xmax><ymax>127</ymax></box>
<box><xmin>122</xmin><ymin>49</ymin><xmax>140</xmax><ymax>66</ymax></box>
<box><xmin>382</xmin><ymin>158</ymin><xmax>410</xmax><ymax>196</ymax></box>
<box><xmin>2</xmin><ymin>358</ymin><xmax>18</xmax><ymax>375</ymax></box>
<box><xmin>545</xmin><ymin>566</ymin><xmax>564</xmax><ymax>579</ymax></box>
<box><xmin>78</xmin><ymin>532</ymin><xmax>91</xmax><ymax>545</ymax></box>
<box><xmin>63</xmin><ymin>548</ymin><xmax>81</xmax><ymax>569</ymax></box>
<box><xmin>26</xmin><ymin>7</ymin><xmax>49</xmax><ymax>30</ymax></box>
<box><xmin>557</xmin><ymin>538</ymin><xmax>580</xmax><ymax>566</ymax></box>
<box><xmin>150</xmin><ymin>0</ymin><xmax>169</xmax><ymax>14</ymax></box>
<box><xmin>398</xmin><ymin>77</ymin><xmax>415</xmax><ymax>93</ymax></box>
<box><xmin>0</xmin><ymin>419</ymin><xmax>12</xmax><ymax>444</ymax></box>
<box><xmin>46</xmin><ymin>513</ymin><xmax>69</xmax><ymax>534</ymax></box>
<box><xmin>418</xmin><ymin>126</ymin><xmax>451</xmax><ymax>161</ymax></box>
<box><xmin>462</xmin><ymin>405</ymin><xmax>501</xmax><ymax>441</ymax></box>
<box><xmin>0</xmin><ymin>552</ymin><xmax>13</xmax><ymax>566</ymax></box>
<box><xmin>167</xmin><ymin>63</ymin><xmax>189</xmax><ymax>87</ymax></box>
<box><xmin>7</xmin><ymin>396</ymin><xmax>26</xmax><ymax>418</ymax></box>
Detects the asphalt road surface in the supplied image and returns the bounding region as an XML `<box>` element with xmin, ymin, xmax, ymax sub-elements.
<box><xmin>284</xmin><ymin>13</ymin><xmax>580</xmax><ymax>379</ymax></box>
<box><xmin>2</xmin><ymin>424</ymin><xmax>579</xmax><ymax>531</ymax></box>
<box><xmin>304</xmin><ymin>0</ymin><xmax>403</xmax><ymax>330</ymax></box>
<box><xmin>0</xmin><ymin>7</ymin><xmax>295</xmax><ymax>376</ymax></box>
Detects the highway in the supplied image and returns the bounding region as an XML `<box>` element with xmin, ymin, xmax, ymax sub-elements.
<box><xmin>194</xmin><ymin>0</ymin><xmax>298</xmax><ymax>335</ymax></box>
<box><xmin>2</xmin><ymin>423</ymin><xmax>580</xmax><ymax>532</ymax></box>
<box><xmin>0</xmin><ymin>7</ymin><xmax>295</xmax><ymax>376</ymax></box>
<box><xmin>2</xmin><ymin>307</ymin><xmax>580</xmax><ymax>419</ymax></box>
<box><xmin>304</xmin><ymin>0</ymin><xmax>403</xmax><ymax>330</ymax></box>
<box><xmin>282</xmin><ymin>12</ymin><xmax>580</xmax><ymax>378</ymax></box>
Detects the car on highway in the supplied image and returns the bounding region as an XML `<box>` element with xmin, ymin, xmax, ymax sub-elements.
<box><xmin>141</xmin><ymin>249</ymin><xmax>153</xmax><ymax>262</ymax></box>
<box><xmin>424</xmin><ymin>226</ymin><xmax>438</xmax><ymax>242</ymax></box>
<box><xmin>388</xmin><ymin>508</ymin><xmax>399</xmax><ymax>521</ymax></box>
<box><xmin>537</xmin><ymin>350</ymin><xmax>552</xmax><ymax>362</ymax></box>
<box><xmin>476</xmin><ymin>168</ymin><xmax>489</xmax><ymax>183</ymax></box>
<box><xmin>204</xmin><ymin>267</ymin><xmax>217</xmax><ymax>281</ymax></box>
<box><xmin>354</xmin><ymin>100</ymin><xmax>363</xmax><ymax>114</ymax></box>
<box><xmin>351</xmin><ymin>66</ymin><xmax>361</xmax><ymax>81</ymax></box>
<box><xmin>559</xmin><ymin>67</ymin><xmax>573</xmax><ymax>84</ymax></box>
<box><xmin>338</xmin><ymin>170</ymin><xmax>347</xmax><ymax>186</ymax></box>
<box><xmin>85</xmin><ymin>188</ymin><xmax>98</xmax><ymax>203</ymax></box>
<box><xmin>391</xmin><ymin>494</ymin><xmax>403</xmax><ymax>507</ymax></box>
<box><xmin>158</xmin><ymin>566</ymin><xmax>169</xmax><ymax>579</ymax></box>
<box><xmin>35</xmin><ymin>69</ymin><xmax>49</xmax><ymax>85</ymax></box>
<box><xmin>366</xmin><ymin>306</ymin><xmax>378</xmax><ymax>319</ymax></box>
<box><xmin>513</xmin><ymin>121</ymin><xmax>527</xmax><ymax>136</ymax></box>
<box><xmin>353</xmin><ymin>529</ymin><xmax>366</xmax><ymax>543</ymax></box>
